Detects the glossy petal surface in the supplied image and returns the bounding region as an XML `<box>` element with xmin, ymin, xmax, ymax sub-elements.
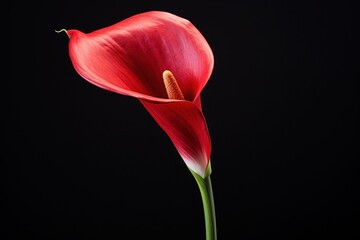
<box><xmin>67</xmin><ymin>11</ymin><xmax>214</xmax><ymax>103</ymax></box>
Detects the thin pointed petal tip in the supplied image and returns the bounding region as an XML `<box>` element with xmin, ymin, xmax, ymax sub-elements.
<box><xmin>55</xmin><ymin>28</ymin><xmax>70</xmax><ymax>38</ymax></box>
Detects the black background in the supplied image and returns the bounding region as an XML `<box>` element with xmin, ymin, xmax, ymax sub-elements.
<box><xmin>3</xmin><ymin>1</ymin><xmax>358</xmax><ymax>239</ymax></box>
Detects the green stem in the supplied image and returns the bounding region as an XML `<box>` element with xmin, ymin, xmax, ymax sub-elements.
<box><xmin>191</xmin><ymin>170</ymin><xmax>217</xmax><ymax>240</ymax></box>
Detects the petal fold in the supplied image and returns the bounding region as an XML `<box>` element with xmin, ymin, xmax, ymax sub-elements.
<box><xmin>140</xmin><ymin>100</ymin><xmax>212</xmax><ymax>178</ymax></box>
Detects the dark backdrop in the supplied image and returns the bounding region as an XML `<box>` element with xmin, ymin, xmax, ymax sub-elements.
<box><xmin>3</xmin><ymin>1</ymin><xmax>358</xmax><ymax>240</ymax></box>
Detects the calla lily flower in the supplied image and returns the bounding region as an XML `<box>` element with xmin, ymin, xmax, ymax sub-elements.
<box><xmin>62</xmin><ymin>11</ymin><xmax>214</xmax><ymax>178</ymax></box>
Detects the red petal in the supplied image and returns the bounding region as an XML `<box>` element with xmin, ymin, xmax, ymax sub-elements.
<box><xmin>67</xmin><ymin>11</ymin><xmax>214</xmax><ymax>102</ymax></box>
<box><xmin>140</xmin><ymin>100</ymin><xmax>211</xmax><ymax>178</ymax></box>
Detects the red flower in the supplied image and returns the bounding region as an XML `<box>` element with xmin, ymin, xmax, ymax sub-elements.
<box><xmin>64</xmin><ymin>11</ymin><xmax>214</xmax><ymax>178</ymax></box>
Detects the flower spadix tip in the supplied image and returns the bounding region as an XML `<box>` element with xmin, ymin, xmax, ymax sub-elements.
<box><xmin>162</xmin><ymin>70</ymin><xmax>185</xmax><ymax>100</ymax></box>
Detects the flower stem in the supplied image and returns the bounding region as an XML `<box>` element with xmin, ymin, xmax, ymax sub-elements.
<box><xmin>191</xmin><ymin>170</ymin><xmax>217</xmax><ymax>240</ymax></box>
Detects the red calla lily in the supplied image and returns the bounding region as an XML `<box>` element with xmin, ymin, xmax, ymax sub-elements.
<box><xmin>64</xmin><ymin>11</ymin><xmax>214</xmax><ymax>178</ymax></box>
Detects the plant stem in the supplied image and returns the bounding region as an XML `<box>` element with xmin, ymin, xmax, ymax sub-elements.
<box><xmin>191</xmin><ymin>171</ymin><xmax>217</xmax><ymax>240</ymax></box>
